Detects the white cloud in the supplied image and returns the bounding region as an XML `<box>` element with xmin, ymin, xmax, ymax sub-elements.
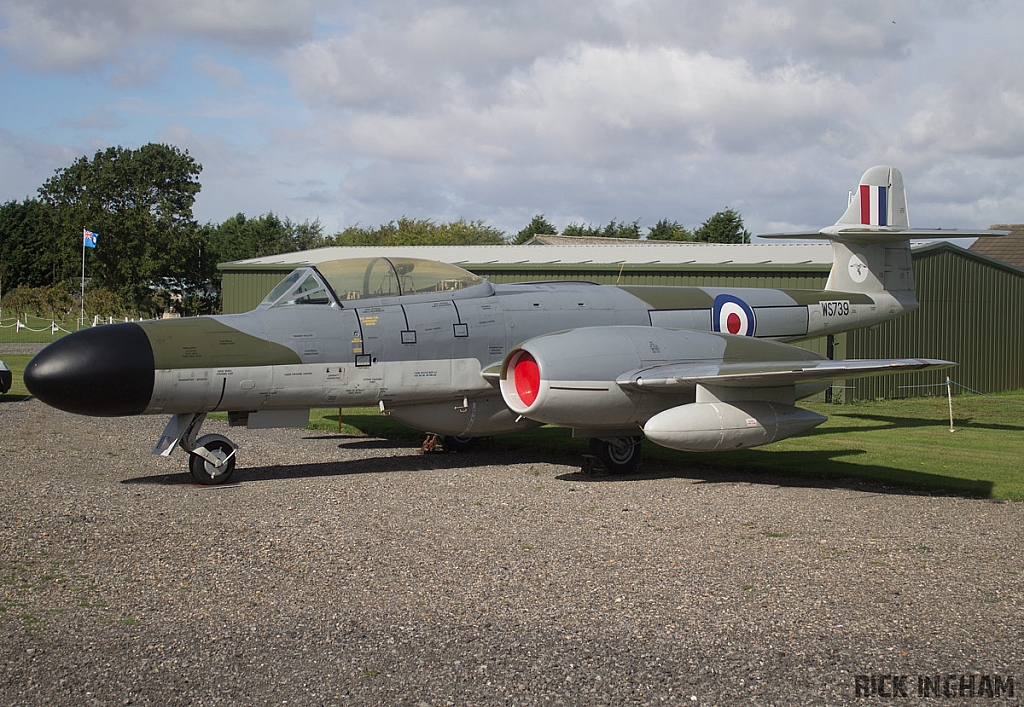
<box><xmin>900</xmin><ymin>58</ymin><xmax>1024</xmax><ymax>160</ymax></box>
<box><xmin>280</xmin><ymin>38</ymin><xmax>862</xmax><ymax>201</ymax></box>
<box><xmin>0</xmin><ymin>3</ymin><xmax>114</xmax><ymax>70</ymax></box>
<box><xmin>192</xmin><ymin>55</ymin><xmax>247</xmax><ymax>90</ymax></box>
<box><xmin>0</xmin><ymin>128</ymin><xmax>81</xmax><ymax>201</ymax></box>
<box><xmin>0</xmin><ymin>0</ymin><xmax>317</xmax><ymax>71</ymax></box>
<box><xmin>4</xmin><ymin>0</ymin><xmax>1024</xmax><ymax>237</ymax></box>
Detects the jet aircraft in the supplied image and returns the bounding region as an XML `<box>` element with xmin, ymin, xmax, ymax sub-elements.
<box><xmin>25</xmin><ymin>166</ymin><xmax>997</xmax><ymax>483</ymax></box>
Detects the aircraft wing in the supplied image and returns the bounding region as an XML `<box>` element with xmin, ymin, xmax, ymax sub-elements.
<box><xmin>758</xmin><ymin>228</ymin><xmax>1009</xmax><ymax>240</ymax></box>
<box><xmin>616</xmin><ymin>358</ymin><xmax>955</xmax><ymax>391</ymax></box>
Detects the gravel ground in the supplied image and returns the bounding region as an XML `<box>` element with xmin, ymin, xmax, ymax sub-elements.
<box><xmin>0</xmin><ymin>343</ymin><xmax>46</xmax><ymax>355</ymax></box>
<box><xmin>1</xmin><ymin>398</ymin><xmax>1022</xmax><ymax>706</ymax></box>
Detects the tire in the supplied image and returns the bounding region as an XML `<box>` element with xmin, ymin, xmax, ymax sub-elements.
<box><xmin>189</xmin><ymin>436</ymin><xmax>237</xmax><ymax>485</ymax></box>
<box><xmin>589</xmin><ymin>436</ymin><xmax>642</xmax><ymax>475</ymax></box>
<box><xmin>442</xmin><ymin>435</ymin><xmax>479</xmax><ymax>453</ymax></box>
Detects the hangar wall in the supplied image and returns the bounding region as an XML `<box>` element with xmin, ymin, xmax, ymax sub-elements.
<box><xmin>846</xmin><ymin>244</ymin><xmax>1024</xmax><ymax>400</ymax></box>
<box><xmin>222</xmin><ymin>267</ymin><xmax>295</xmax><ymax>313</ymax></box>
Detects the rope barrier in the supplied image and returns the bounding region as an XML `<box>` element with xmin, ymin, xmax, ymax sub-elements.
<box><xmin>1</xmin><ymin>314</ymin><xmax>141</xmax><ymax>339</ymax></box>
<box><xmin>828</xmin><ymin>376</ymin><xmax>1024</xmax><ymax>434</ymax></box>
<box><xmin>949</xmin><ymin>380</ymin><xmax>1024</xmax><ymax>410</ymax></box>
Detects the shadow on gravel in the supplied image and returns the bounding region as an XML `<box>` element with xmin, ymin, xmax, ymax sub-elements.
<box><xmin>120</xmin><ymin>444</ymin><xmax>563</xmax><ymax>487</ymax></box>
<box><xmin>557</xmin><ymin>447</ymin><xmax>995</xmax><ymax>499</ymax></box>
<box><xmin>119</xmin><ymin>438</ymin><xmax>993</xmax><ymax>499</ymax></box>
<box><xmin>295</xmin><ymin>433</ymin><xmax>412</xmax><ymax>450</ymax></box>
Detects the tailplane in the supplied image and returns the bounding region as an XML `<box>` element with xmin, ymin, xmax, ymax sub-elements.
<box><xmin>762</xmin><ymin>165</ymin><xmax>1005</xmax><ymax>296</ymax></box>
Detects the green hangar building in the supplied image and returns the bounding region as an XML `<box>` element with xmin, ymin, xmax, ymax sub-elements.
<box><xmin>219</xmin><ymin>238</ymin><xmax>1024</xmax><ymax>401</ymax></box>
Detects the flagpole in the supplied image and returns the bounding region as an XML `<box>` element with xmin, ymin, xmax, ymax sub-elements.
<box><xmin>80</xmin><ymin>229</ymin><xmax>86</xmax><ymax>329</ymax></box>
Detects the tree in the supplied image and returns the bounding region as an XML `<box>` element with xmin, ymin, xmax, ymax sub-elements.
<box><xmin>562</xmin><ymin>219</ymin><xmax>641</xmax><ymax>239</ymax></box>
<box><xmin>203</xmin><ymin>212</ymin><xmax>327</xmax><ymax>267</ymax></box>
<box><xmin>512</xmin><ymin>214</ymin><xmax>558</xmax><ymax>244</ymax></box>
<box><xmin>601</xmin><ymin>219</ymin><xmax>641</xmax><ymax>239</ymax></box>
<box><xmin>289</xmin><ymin>217</ymin><xmax>327</xmax><ymax>251</ymax></box>
<box><xmin>1</xmin><ymin>286</ymin><xmax>46</xmax><ymax>317</ymax></box>
<box><xmin>561</xmin><ymin>222</ymin><xmax>596</xmax><ymax>238</ymax></box>
<box><xmin>205</xmin><ymin>213</ymin><xmax>290</xmax><ymax>264</ymax></box>
<box><xmin>0</xmin><ymin>199</ymin><xmax>59</xmax><ymax>289</ymax></box>
<box><xmin>191</xmin><ymin>213</ymin><xmax>324</xmax><ymax>316</ymax></box>
<box><xmin>329</xmin><ymin>218</ymin><xmax>505</xmax><ymax>247</ymax></box>
<box><xmin>692</xmin><ymin>208</ymin><xmax>751</xmax><ymax>244</ymax></box>
<box><xmin>646</xmin><ymin>218</ymin><xmax>694</xmax><ymax>241</ymax></box>
<box><xmin>37</xmin><ymin>143</ymin><xmax>203</xmax><ymax>314</ymax></box>
<box><xmin>83</xmin><ymin>286</ymin><xmax>129</xmax><ymax>320</ymax></box>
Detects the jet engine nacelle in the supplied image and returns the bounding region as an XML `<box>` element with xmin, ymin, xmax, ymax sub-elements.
<box><xmin>643</xmin><ymin>401</ymin><xmax>826</xmax><ymax>452</ymax></box>
<box><xmin>499</xmin><ymin>326</ymin><xmax>720</xmax><ymax>428</ymax></box>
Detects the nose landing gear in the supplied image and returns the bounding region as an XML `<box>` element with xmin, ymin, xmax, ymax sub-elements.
<box><xmin>154</xmin><ymin>413</ymin><xmax>239</xmax><ymax>485</ymax></box>
<box><xmin>188</xmin><ymin>435</ymin><xmax>237</xmax><ymax>484</ymax></box>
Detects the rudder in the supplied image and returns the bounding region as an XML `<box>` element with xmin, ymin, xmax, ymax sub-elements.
<box><xmin>835</xmin><ymin>165</ymin><xmax>909</xmax><ymax>231</ymax></box>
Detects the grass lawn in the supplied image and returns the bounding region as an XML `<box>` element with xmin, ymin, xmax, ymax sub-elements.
<box><xmin>4</xmin><ymin>350</ymin><xmax>1021</xmax><ymax>499</ymax></box>
<box><xmin>1</xmin><ymin>354</ymin><xmax>33</xmax><ymax>398</ymax></box>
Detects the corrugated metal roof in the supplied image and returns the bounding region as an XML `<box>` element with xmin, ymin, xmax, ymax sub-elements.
<box><xmin>219</xmin><ymin>242</ymin><xmax>836</xmax><ymax>270</ymax></box>
<box><xmin>968</xmin><ymin>225</ymin><xmax>1024</xmax><ymax>269</ymax></box>
<box><xmin>917</xmin><ymin>239</ymin><xmax>1024</xmax><ymax>277</ymax></box>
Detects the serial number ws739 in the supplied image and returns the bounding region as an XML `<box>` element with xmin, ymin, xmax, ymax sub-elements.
<box><xmin>819</xmin><ymin>300</ymin><xmax>851</xmax><ymax>316</ymax></box>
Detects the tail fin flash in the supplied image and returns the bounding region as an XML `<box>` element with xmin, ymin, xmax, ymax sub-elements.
<box><xmin>835</xmin><ymin>165</ymin><xmax>909</xmax><ymax>231</ymax></box>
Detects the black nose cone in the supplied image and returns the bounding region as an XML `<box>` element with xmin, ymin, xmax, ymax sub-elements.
<box><xmin>25</xmin><ymin>323</ymin><xmax>155</xmax><ymax>416</ymax></box>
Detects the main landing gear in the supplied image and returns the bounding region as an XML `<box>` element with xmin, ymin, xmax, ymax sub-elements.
<box><xmin>421</xmin><ymin>434</ymin><xmax>481</xmax><ymax>453</ymax></box>
<box><xmin>155</xmin><ymin>413</ymin><xmax>238</xmax><ymax>485</ymax></box>
<box><xmin>587</xmin><ymin>436</ymin><xmax>643</xmax><ymax>475</ymax></box>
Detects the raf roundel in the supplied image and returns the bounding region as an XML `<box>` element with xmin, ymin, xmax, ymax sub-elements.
<box><xmin>712</xmin><ymin>294</ymin><xmax>756</xmax><ymax>336</ymax></box>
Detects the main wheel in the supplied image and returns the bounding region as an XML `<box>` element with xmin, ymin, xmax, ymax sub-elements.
<box><xmin>442</xmin><ymin>435</ymin><xmax>479</xmax><ymax>453</ymax></box>
<box><xmin>189</xmin><ymin>435</ymin><xmax>237</xmax><ymax>485</ymax></box>
<box><xmin>589</xmin><ymin>436</ymin><xmax>642</xmax><ymax>475</ymax></box>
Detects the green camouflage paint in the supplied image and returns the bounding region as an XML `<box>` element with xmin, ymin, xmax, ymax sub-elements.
<box><xmin>139</xmin><ymin>319</ymin><xmax>301</xmax><ymax>370</ymax></box>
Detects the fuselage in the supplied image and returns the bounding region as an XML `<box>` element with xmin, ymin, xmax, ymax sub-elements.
<box><xmin>25</xmin><ymin>256</ymin><xmax>914</xmax><ymax>438</ymax></box>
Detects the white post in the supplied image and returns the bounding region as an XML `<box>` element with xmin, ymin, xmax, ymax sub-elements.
<box><xmin>946</xmin><ymin>376</ymin><xmax>955</xmax><ymax>433</ymax></box>
<box><xmin>80</xmin><ymin>229</ymin><xmax>86</xmax><ymax>330</ymax></box>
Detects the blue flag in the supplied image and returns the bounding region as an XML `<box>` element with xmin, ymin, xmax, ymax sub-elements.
<box><xmin>83</xmin><ymin>229</ymin><xmax>98</xmax><ymax>248</ymax></box>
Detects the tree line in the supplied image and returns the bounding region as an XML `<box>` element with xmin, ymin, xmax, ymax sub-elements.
<box><xmin>0</xmin><ymin>143</ymin><xmax>751</xmax><ymax>319</ymax></box>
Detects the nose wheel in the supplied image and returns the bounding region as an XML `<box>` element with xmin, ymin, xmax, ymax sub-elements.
<box><xmin>187</xmin><ymin>434</ymin><xmax>237</xmax><ymax>485</ymax></box>
<box><xmin>156</xmin><ymin>414</ymin><xmax>239</xmax><ymax>485</ymax></box>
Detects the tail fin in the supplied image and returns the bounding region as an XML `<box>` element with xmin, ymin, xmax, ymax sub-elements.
<box><xmin>823</xmin><ymin>166</ymin><xmax>913</xmax><ymax>294</ymax></box>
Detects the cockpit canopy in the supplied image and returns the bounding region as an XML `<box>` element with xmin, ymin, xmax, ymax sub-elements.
<box><xmin>260</xmin><ymin>257</ymin><xmax>491</xmax><ymax>308</ymax></box>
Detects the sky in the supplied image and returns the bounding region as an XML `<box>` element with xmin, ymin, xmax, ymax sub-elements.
<box><xmin>2</xmin><ymin>0</ymin><xmax>1024</xmax><ymax>240</ymax></box>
